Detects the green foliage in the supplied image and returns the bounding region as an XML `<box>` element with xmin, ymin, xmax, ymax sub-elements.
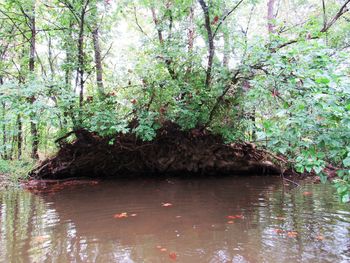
<box><xmin>334</xmin><ymin>170</ymin><xmax>350</xmax><ymax>203</ymax></box>
<box><xmin>0</xmin><ymin>0</ymin><xmax>350</xmax><ymax>201</ymax></box>
<box><xmin>0</xmin><ymin>159</ymin><xmax>35</xmax><ymax>182</ymax></box>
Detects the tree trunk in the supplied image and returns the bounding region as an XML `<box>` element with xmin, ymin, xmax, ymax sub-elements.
<box><xmin>185</xmin><ymin>6</ymin><xmax>195</xmax><ymax>77</ymax></box>
<box><xmin>198</xmin><ymin>0</ymin><xmax>214</xmax><ymax>89</ymax></box>
<box><xmin>0</xmin><ymin>77</ymin><xmax>8</xmax><ymax>160</ymax></box>
<box><xmin>64</xmin><ymin>19</ymin><xmax>74</xmax><ymax>89</ymax></box>
<box><xmin>151</xmin><ymin>7</ymin><xmax>177</xmax><ymax>79</ymax></box>
<box><xmin>222</xmin><ymin>4</ymin><xmax>230</xmax><ymax>67</ymax></box>
<box><xmin>151</xmin><ymin>7</ymin><xmax>164</xmax><ymax>44</ymax></box>
<box><xmin>92</xmin><ymin>27</ymin><xmax>104</xmax><ymax>95</ymax></box>
<box><xmin>77</xmin><ymin>7</ymin><xmax>86</xmax><ymax>109</ymax></box>
<box><xmin>29</xmin><ymin>3</ymin><xmax>39</xmax><ymax>159</ymax></box>
<box><xmin>223</xmin><ymin>31</ymin><xmax>230</xmax><ymax>67</ymax></box>
<box><xmin>1</xmin><ymin>102</ymin><xmax>7</xmax><ymax>160</ymax></box>
<box><xmin>267</xmin><ymin>0</ymin><xmax>276</xmax><ymax>34</ymax></box>
<box><xmin>17</xmin><ymin>115</ymin><xmax>22</xmax><ymax>160</ymax></box>
<box><xmin>188</xmin><ymin>7</ymin><xmax>195</xmax><ymax>53</ymax></box>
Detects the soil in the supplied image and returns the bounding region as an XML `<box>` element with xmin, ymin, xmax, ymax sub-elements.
<box><xmin>30</xmin><ymin>122</ymin><xmax>283</xmax><ymax>179</ymax></box>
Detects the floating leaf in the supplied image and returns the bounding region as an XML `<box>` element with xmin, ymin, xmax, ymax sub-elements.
<box><xmin>33</xmin><ymin>235</ymin><xmax>49</xmax><ymax>243</ymax></box>
<box><xmin>303</xmin><ymin>191</ymin><xmax>312</xmax><ymax>196</ymax></box>
<box><xmin>227</xmin><ymin>214</ymin><xmax>244</xmax><ymax>219</ymax></box>
<box><xmin>114</xmin><ymin>212</ymin><xmax>128</xmax><ymax>219</ymax></box>
<box><xmin>273</xmin><ymin>229</ymin><xmax>284</xmax><ymax>234</ymax></box>
<box><xmin>316</xmin><ymin>235</ymin><xmax>324</xmax><ymax>241</ymax></box>
<box><xmin>227</xmin><ymin>221</ymin><xmax>234</xmax><ymax>224</ymax></box>
<box><xmin>287</xmin><ymin>231</ymin><xmax>298</xmax><ymax>238</ymax></box>
<box><xmin>169</xmin><ymin>252</ymin><xmax>177</xmax><ymax>260</ymax></box>
<box><xmin>160</xmin><ymin>248</ymin><xmax>167</xmax><ymax>252</ymax></box>
<box><xmin>162</xmin><ymin>203</ymin><xmax>173</xmax><ymax>207</ymax></box>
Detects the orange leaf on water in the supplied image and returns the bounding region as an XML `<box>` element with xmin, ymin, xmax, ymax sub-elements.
<box><xmin>273</xmin><ymin>229</ymin><xmax>284</xmax><ymax>234</ymax></box>
<box><xmin>276</xmin><ymin>216</ymin><xmax>286</xmax><ymax>220</ymax></box>
<box><xmin>316</xmin><ymin>235</ymin><xmax>324</xmax><ymax>241</ymax></box>
<box><xmin>33</xmin><ymin>235</ymin><xmax>49</xmax><ymax>243</ymax></box>
<box><xmin>114</xmin><ymin>212</ymin><xmax>128</xmax><ymax>219</ymax></box>
<box><xmin>156</xmin><ymin>245</ymin><xmax>162</xmax><ymax>249</ymax></box>
<box><xmin>303</xmin><ymin>191</ymin><xmax>312</xmax><ymax>196</ymax></box>
<box><xmin>160</xmin><ymin>248</ymin><xmax>167</xmax><ymax>252</ymax></box>
<box><xmin>169</xmin><ymin>252</ymin><xmax>177</xmax><ymax>260</ymax></box>
<box><xmin>227</xmin><ymin>214</ymin><xmax>244</xmax><ymax>219</ymax></box>
<box><xmin>227</xmin><ymin>221</ymin><xmax>234</xmax><ymax>224</ymax></box>
<box><xmin>162</xmin><ymin>203</ymin><xmax>173</xmax><ymax>207</ymax></box>
<box><xmin>130</xmin><ymin>213</ymin><xmax>137</xmax><ymax>217</ymax></box>
<box><xmin>287</xmin><ymin>231</ymin><xmax>298</xmax><ymax>238</ymax></box>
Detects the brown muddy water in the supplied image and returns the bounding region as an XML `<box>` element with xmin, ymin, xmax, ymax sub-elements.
<box><xmin>0</xmin><ymin>176</ymin><xmax>349</xmax><ymax>263</ymax></box>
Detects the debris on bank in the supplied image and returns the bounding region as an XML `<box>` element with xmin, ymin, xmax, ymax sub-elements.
<box><xmin>30</xmin><ymin>122</ymin><xmax>283</xmax><ymax>179</ymax></box>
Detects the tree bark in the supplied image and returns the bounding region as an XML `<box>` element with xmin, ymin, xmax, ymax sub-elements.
<box><xmin>188</xmin><ymin>7</ymin><xmax>195</xmax><ymax>52</ymax></box>
<box><xmin>267</xmin><ymin>0</ymin><xmax>276</xmax><ymax>34</ymax></box>
<box><xmin>0</xmin><ymin>77</ymin><xmax>8</xmax><ymax>160</ymax></box>
<box><xmin>78</xmin><ymin>11</ymin><xmax>85</xmax><ymax>109</ymax></box>
<box><xmin>28</xmin><ymin>2</ymin><xmax>39</xmax><ymax>159</ymax></box>
<box><xmin>198</xmin><ymin>0</ymin><xmax>214</xmax><ymax>89</ymax></box>
<box><xmin>1</xmin><ymin>102</ymin><xmax>7</xmax><ymax>160</ymax></box>
<box><xmin>75</xmin><ymin>0</ymin><xmax>90</xmax><ymax>110</ymax></box>
<box><xmin>223</xmin><ymin>31</ymin><xmax>230</xmax><ymax>67</ymax></box>
<box><xmin>17</xmin><ymin>115</ymin><xmax>22</xmax><ymax>160</ymax></box>
<box><xmin>185</xmin><ymin>6</ymin><xmax>195</xmax><ymax>78</ymax></box>
<box><xmin>92</xmin><ymin>27</ymin><xmax>104</xmax><ymax>94</ymax></box>
<box><xmin>151</xmin><ymin>6</ymin><xmax>177</xmax><ymax>79</ymax></box>
<box><xmin>151</xmin><ymin>7</ymin><xmax>164</xmax><ymax>44</ymax></box>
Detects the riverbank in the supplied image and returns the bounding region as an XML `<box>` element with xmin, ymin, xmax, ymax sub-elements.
<box><xmin>30</xmin><ymin>123</ymin><xmax>284</xmax><ymax>179</ymax></box>
<box><xmin>0</xmin><ymin>160</ymin><xmax>35</xmax><ymax>190</ymax></box>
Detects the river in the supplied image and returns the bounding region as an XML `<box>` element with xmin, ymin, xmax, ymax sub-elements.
<box><xmin>0</xmin><ymin>176</ymin><xmax>349</xmax><ymax>262</ymax></box>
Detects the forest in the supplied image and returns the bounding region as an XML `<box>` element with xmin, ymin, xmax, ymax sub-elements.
<box><xmin>0</xmin><ymin>0</ymin><xmax>349</xmax><ymax>202</ymax></box>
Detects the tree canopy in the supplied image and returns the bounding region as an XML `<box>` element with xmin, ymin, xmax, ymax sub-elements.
<box><xmin>0</xmin><ymin>0</ymin><xmax>349</xmax><ymax>201</ymax></box>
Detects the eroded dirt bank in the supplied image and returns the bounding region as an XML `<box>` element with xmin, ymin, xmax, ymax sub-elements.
<box><xmin>30</xmin><ymin>123</ymin><xmax>282</xmax><ymax>179</ymax></box>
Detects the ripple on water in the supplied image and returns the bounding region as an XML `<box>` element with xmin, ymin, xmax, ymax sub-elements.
<box><xmin>0</xmin><ymin>177</ymin><xmax>349</xmax><ymax>263</ymax></box>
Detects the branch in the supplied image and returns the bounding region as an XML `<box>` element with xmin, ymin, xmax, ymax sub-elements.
<box><xmin>276</xmin><ymin>0</ymin><xmax>350</xmax><ymax>50</ymax></box>
<box><xmin>0</xmin><ymin>9</ymin><xmax>31</xmax><ymax>43</ymax></box>
<box><xmin>320</xmin><ymin>0</ymin><xmax>350</xmax><ymax>32</ymax></box>
<box><xmin>150</xmin><ymin>6</ymin><xmax>177</xmax><ymax>80</ymax></box>
<box><xmin>212</xmin><ymin>0</ymin><xmax>245</xmax><ymax>38</ymax></box>
<box><xmin>151</xmin><ymin>7</ymin><xmax>164</xmax><ymax>44</ymax></box>
<box><xmin>204</xmin><ymin>70</ymin><xmax>240</xmax><ymax>128</ymax></box>
<box><xmin>133</xmin><ymin>6</ymin><xmax>150</xmax><ymax>39</ymax></box>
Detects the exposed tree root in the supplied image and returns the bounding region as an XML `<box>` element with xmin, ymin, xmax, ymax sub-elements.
<box><xmin>30</xmin><ymin>122</ymin><xmax>283</xmax><ymax>179</ymax></box>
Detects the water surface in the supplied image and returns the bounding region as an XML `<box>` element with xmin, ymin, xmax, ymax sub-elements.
<box><xmin>0</xmin><ymin>176</ymin><xmax>349</xmax><ymax>263</ymax></box>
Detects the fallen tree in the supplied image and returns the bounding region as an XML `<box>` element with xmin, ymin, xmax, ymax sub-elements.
<box><xmin>30</xmin><ymin>122</ymin><xmax>282</xmax><ymax>179</ymax></box>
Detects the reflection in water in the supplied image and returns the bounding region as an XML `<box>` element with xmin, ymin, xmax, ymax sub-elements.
<box><xmin>0</xmin><ymin>176</ymin><xmax>349</xmax><ymax>263</ymax></box>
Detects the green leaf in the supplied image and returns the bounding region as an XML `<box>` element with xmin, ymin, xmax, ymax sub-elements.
<box><xmin>343</xmin><ymin>157</ymin><xmax>350</xmax><ymax>167</ymax></box>
<box><xmin>337</xmin><ymin>185</ymin><xmax>348</xmax><ymax>194</ymax></box>
<box><xmin>314</xmin><ymin>166</ymin><xmax>323</xmax><ymax>174</ymax></box>
<box><xmin>341</xmin><ymin>193</ymin><xmax>350</xmax><ymax>203</ymax></box>
<box><xmin>315</xmin><ymin>77</ymin><xmax>330</xmax><ymax>84</ymax></box>
<box><xmin>319</xmin><ymin>173</ymin><xmax>328</xmax><ymax>184</ymax></box>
